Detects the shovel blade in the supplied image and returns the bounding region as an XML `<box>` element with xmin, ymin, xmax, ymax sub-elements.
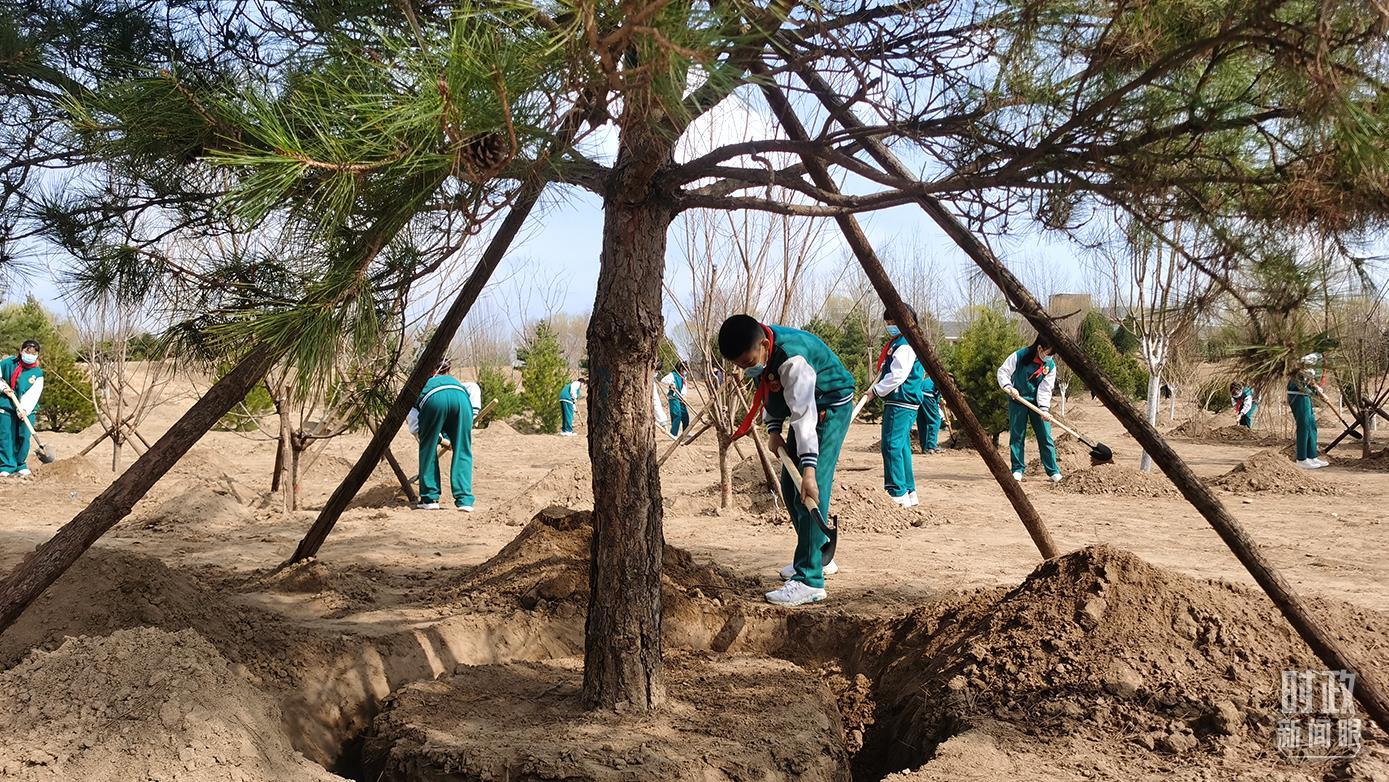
<box><xmin>37</xmin><ymin>447</ymin><xmax>56</xmax><ymax>464</ymax></box>
<box><xmin>1089</xmin><ymin>443</ymin><xmax>1114</xmax><ymax>464</ymax></box>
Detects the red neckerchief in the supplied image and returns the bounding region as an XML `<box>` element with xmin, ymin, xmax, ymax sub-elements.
<box><xmin>10</xmin><ymin>357</ymin><xmax>35</xmax><ymax>389</ymax></box>
<box><xmin>875</xmin><ymin>338</ymin><xmax>894</xmax><ymax>373</ymax></box>
<box><xmin>731</xmin><ymin>325</ymin><xmax>775</xmax><ymax>441</ymax></box>
<box><xmin>1028</xmin><ymin>352</ymin><xmax>1048</xmax><ymax>381</ymax></box>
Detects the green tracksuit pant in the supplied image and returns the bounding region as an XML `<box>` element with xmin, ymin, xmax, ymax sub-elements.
<box><xmin>668</xmin><ymin>398</ymin><xmax>689</xmax><ymax>437</ymax></box>
<box><xmin>880</xmin><ymin>404</ymin><xmax>917</xmax><ymax>497</ymax></box>
<box><xmin>0</xmin><ymin>406</ymin><xmax>34</xmax><ymax>473</ymax></box>
<box><xmin>418</xmin><ymin>390</ymin><xmax>474</xmax><ymax>506</ymax></box>
<box><xmin>916</xmin><ymin>396</ymin><xmax>941</xmax><ymax>452</ymax></box>
<box><xmin>781</xmin><ymin>402</ymin><xmax>851</xmax><ymax>589</ymax></box>
<box><xmin>560</xmin><ymin>400</ymin><xmax>575</xmax><ymax>433</ymax></box>
<box><xmin>1007</xmin><ymin>400</ymin><xmax>1059</xmax><ymax>476</ymax></box>
<box><xmin>1291</xmin><ymin>396</ymin><xmax>1318</xmax><ymax>461</ymax></box>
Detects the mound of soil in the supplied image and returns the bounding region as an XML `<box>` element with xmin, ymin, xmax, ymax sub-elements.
<box><xmin>126</xmin><ymin>487</ymin><xmax>254</xmax><ymax>532</ymax></box>
<box><xmin>863</xmin><ymin>545</ymin><xmax>1351</xmax><ymax>776</ymax></box>
<box><xmin>479</xmin><ymin>419</ymin><xmax>521</xmax><ymax>435</ymax></box>
<box><xmin>249</xmin><ymin>559</ymin><xmax>384</xmax><ymax>614</ymax></box>
<box><xmin>347</xmin><ymin>481</ymin><xmax>411</xmax><ymax>509</ymax></box>
<box><xmin>0</xmin><ymin>628</ymin><xmax>344</xmax><ymax>782</ymax></box>
<box><xmin>1056</xmin><ymin>462</ymin><xmax>1178</xmax><ymax>498</ymax></box>
<box><xmin>1342</xmin><ymin>448</ymin><xmax>1389</xmax><ymax>472</ymax></box>
<box><xmin>30</xmin><ymin>455</ymin><xmax>106</xmax><ymax>485</ymax></box>
<box><xmin>481</xmin><ymin>463</ymin><xmax>593</xmax><ymax>526</ymax></box>
<box><xmin>1026</xmin><ymin>433</ymin><xmax>1094</xmax><ymax>476</ymax></box>
<box><xmin>830</xmin><ymin>485</ymin><xmax>943</xmax><ymax>534</ymax></box>
<box><xmin>436</xmin><ymin>507</ymin><xmax>755</xmax><ymax>613</ymax></box>
<box><xmin>362</xmin><ymin>655</ymin><xmax>850</xmax><ymax>782</ymax></box>
<box><xmin>1206</xmin><ymin>448</ymin><xmax>1341</xmax><ymax>495</ymax></box>
<box><xmin>1167</xmin><ymin>415</ymin><xmax>1277</xmax><ymax>444</ymax></box>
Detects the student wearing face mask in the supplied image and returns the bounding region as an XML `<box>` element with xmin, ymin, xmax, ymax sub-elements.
<box><xmin>718</xmin><ymin>314</ymin><xmax>855</xmax><ymax>607</ymax></box>
<box><xmin>868</xmin><ymin>306</ymin><xmax>925</xmax><ymax>507</ymax></box>
<box><xmin>0</xmin><ymin>340</ymin><xmax>44</xmax><ymax>477</ymax></box>
<box><xmin>997</xmin><ymin>335</ymin><xmax>1061</xmax><ymax>483</ymax></box>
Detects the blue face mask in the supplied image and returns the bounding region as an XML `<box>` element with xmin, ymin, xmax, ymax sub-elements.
<box><xmin>885</xmin><ymin>325</ymin><xmax>901</xmax><ymax>338</ymax></box>
<box><xmin>743</xmin><ymin>364</ymin><xmax>764</xmax><ymax>380</ymax></box>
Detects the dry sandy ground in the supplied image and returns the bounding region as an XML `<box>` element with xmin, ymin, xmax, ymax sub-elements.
<box><xmin>0</xmin><ymin>371</ymin><xmax>1387</xmax><ymax>781</ymax></box>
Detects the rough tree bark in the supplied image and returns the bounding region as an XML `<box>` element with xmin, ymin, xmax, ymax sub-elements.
<box><xmin>756</xmin><ymin>70</ymin><xmax>1059</xmax><ymax>560</ymax></box>
<box><xmin>784</xmin><ymin>61</ymin><xmax>1389</xmax><ymax>733</ymax></box>
<box><xmin>0</xmin><ymin>344</ymin><xmax>278</xmax><ymax>631</ymax></box>
<box><xmin>581</xmin><ymin>123</ymin><xmax>674</xmax><ymax>711</ymax></box>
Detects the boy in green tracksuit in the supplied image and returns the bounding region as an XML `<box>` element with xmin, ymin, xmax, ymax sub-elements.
<box><xmin>916</xmin><ymin>375</ymin><xmax>942</xmax><ymax>454</ymax></box>
<box><xmin>558</xmin><ymin>378</ymin><xmax>584</xmax><ymax>436</ymax></box>
<box><xmin>660</xmin><ymin>361</ymin><xmax>690</xmax><ymax>437</ymax></box>
<box><xmin>1230</xmin><ymin>382</ymin><xmax>1257</xmax><ymax>429</ymax></box>
<box><xmin>719</xmin><ymin>314</ymin><xmax>855</xmax><ymax>607</ymax></box>
<box><xmin>868</xmin><ymin>306</ymin><xmax>925</xmax><ymax>507</ymax></box>
<box><xmin>996</xmin><ymin>336</ymin><xmax>1062</xmax><ymax>482</ymax></box>
<box><xmin>0</xmin><ymin>340</ymin><xmax>44</xmax><ymax>477</ymax></box>
<box><xmin>407</xmin><ymin>360</ymin><xmax>474</xmax><ymax>510</ymax></box>
<box><xmin>1288</xmin><ymin>354</ymin><xmax>1328</xmax><ymax>469</ymax></box>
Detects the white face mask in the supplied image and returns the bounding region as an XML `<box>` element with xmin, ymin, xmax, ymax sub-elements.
<box><xmin>19</xmin><ymin>352</ymin><xmax>37</xmax><ymax>365</ymax></box>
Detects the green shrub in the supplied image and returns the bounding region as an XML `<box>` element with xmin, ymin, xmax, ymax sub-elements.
<box><xmin>945</xmin><ymin>307</ymin><xmax>1021</xmax><ymax>439</ymax></box>
<box><xmin>517</xmin><ymin>320</ymin><xmax>570</xmax><ymax>433</ymax></box>
<box><xmin>477</xmin><ymin>365</ymin><xmax>524</xmax><ymax>424</ymax></box>
<box><xmin>217</xmin><ymin>380</ymin><xmax>275</xmax><ymax>431</ymax></box>
<box><xmin>1072</xmin><ymin>311</ymin><xmax>1148</xmax><ymax>398</ymax></box>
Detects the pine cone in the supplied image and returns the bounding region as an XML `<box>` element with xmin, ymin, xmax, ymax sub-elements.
<box><xmin>459</xmin><ymin>132</ymin><xmax>511</xmax><ymax>172</ymax></box>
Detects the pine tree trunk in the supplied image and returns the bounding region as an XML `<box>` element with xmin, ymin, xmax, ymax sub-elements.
<box><xmin>0</xmin><ymin>345</ymin><xmax>278</xmax><ymax>631</ymax></box>
<box><xmin>582</xmin><ymin>128</ymin><xmax>673</xmax><ymax>712</ymax></box>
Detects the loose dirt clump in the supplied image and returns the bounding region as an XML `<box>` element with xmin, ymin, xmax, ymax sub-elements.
<box><xmin>362</xmin><ymin>654</ymin><xmax>851</xmax><ymax>782</ymax></box>
<box><xmin>1342</xmin><ymin>447</ymin><xmax>1389</xmax><ymax>472</ymax></box>
<box><xmin>1055</xmin><ymin>462</ymin><xmax>1178</xmax><ymax>498</ymax></box>
<box><xmin>0</xmin><ymin>627</ymin><xmax>344</xmax><ymax>782</ymax></box>
<box><xmin>1206</xmin><ymin>448</ymin><xmax>1341</xmax><ymax>495</ymax></box>
<box><xmin>862</xmin><ymin>545</ymin><xmax>1369</xmax><ymax>777</ymax></box>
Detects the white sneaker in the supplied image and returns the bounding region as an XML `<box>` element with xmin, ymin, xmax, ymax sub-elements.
<box><xmin>1012</xmin><ymin>471</ymin><xmax>1024</xmax><ymax>482</ymax></box>
<box><xmin>907</xmin><ymin>491</ymin><xmax>919</xmax><ymax>507</ymax></box>
<box><xmin>456</xmin><ymin>505</ymin><xmax>474</xmax><ymax>512</ymax></box>
<box><xmin>780</xmin><ymin>560</ymin><xmax>838</xmax><ymax>580</ymax></box>
<box><xmin>1312</xmin><ymin>458</ymin><xmax>1329</xmax><ymax>468</ymax></box>
<box><xmin>1049</xmin><ymin>473</ymin><xmax>1063</xmax><ymax>483</ymax></box>
<box><xmin>17</xmin><ymin>468</ymin><xmax>30</xmax><ymax>477</ymax></box>
<box><xmin>765</xmin><ymin>580</ymin><xmax>827</xmax><ymax>606</ymax></box>
<box><xmin>1295</xmin><ymin>459</ymin><xmax>1316</xmax><ymax>470</ymax></box>
<box><xmin>415</xmin><ymin>502</ymin><xmax>441</xmax><ymax>510</ymax></box>
<box><xmin>889</xmin><ymin>493</ymin><xmax>912</xmax><ymax>507</ymax></box>
<box><xmin>0</xmin><ymin>472</ymin><xmax>12</xmax><ymax>478</ymax></box>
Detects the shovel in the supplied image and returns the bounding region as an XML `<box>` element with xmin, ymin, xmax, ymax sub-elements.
<box><xmin>776</xmin><ymin>447</ymin><xmax>838</xmax><ymax>564</ymax></box>
<box><xmin>1</xmin><ymin>386</ymin><xmax>55</xmax><ymax>464</ymax></box>
<box><xmin>847</xmin><ymin>393</ymin><xmax>873</xmax><ymax>421</ymax></box>
<box><xmin>1010</xmin><ymin>393</ymin><xmax>1113</xmax><ymax>464</ymax></box>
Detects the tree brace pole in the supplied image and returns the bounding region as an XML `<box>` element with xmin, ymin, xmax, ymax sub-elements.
<box><xmin>784</xmin><ymin>59</ymin><xmax>1389</xmax><ymax>733</ymax></box>
<box><xmin>755</xmin><ymin>67</ymin><xmax>1058</xmax><ymax>560</ymax></box>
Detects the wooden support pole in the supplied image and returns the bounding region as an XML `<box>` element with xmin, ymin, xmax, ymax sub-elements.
<box><xmin>756</xmin><ymin>68</ymin><xmax>1058</xmax><ymax>560</ymax></box>
<box><xmin>781</xmin><ymin>59</ymin><xmax>1389</xmax><ymax>733</ymax></box>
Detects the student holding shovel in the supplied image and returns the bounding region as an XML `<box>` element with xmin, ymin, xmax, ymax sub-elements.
<box><xmin>1288</xmin><ymin>355</ymin><xmax>1329</xmax><ymax>469</ymax></box>
<box><xmin>997</xmin><ymin>335</ymin><xmax>1062</xmax><ymax>483</ymax></box>
<box><xmin>869</xmin><ymin>306</ymin><xmax>925</xmax><ymax>507</ymax></box>
<box><xmin>406</xmin><ymin>359</ymin><xmax>475</xmax><ymax>511</ymax></box>
<box><xmin>1230</xmin><ymin>382</ymin><xmax>1257</xmax><ymax>429</ymax></box>
<box><xmin>719</xmin><ymin>314</ymin><xmax>854</xmax><ymax>607</ymax></box>
<box><xmin>0</xmin><ymin>340</ymin><xmax>44</xmax><ymax>477</ymax></box>
<box><xmin>659</xmin><ymin>361</ymin><xmax>690</xmax><ymax>437</ymax></box>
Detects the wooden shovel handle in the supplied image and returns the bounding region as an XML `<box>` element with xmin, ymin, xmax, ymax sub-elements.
<box><xmin>776</xmin><ymin>448</ymin><xmax>820</xmax><ymax>512</ymax></box>
<box><xmin>1008</xmin><ymin>392</ymin><xmax>1084</xmax><ymax>441</ymax></box>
